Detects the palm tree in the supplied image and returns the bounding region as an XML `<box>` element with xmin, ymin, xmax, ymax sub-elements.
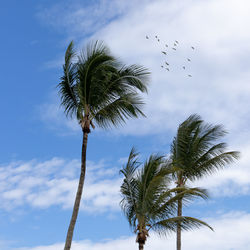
<box><xmin>120</xmin><ymin>148</ymin><xmax>213</xmax><ymax>250</ymax></box>
<box><xmin>170</xmin><ymin>114</ymin><xmax>240</xmax><ymax>250</ymax></box>
<box><xmin>58</xmin><ymin>41</ymin><xmax>150</xmax><ymax>250</ymax></box>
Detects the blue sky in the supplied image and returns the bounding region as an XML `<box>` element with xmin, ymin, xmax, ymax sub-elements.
<box><xmin>1</xmin><ymin>0</ymin><xmax>250</xmax><ymax>249</ymax></box>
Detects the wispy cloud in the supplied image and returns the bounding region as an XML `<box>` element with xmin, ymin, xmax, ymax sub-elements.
<box><xmin>37</xmin><ymin>0</ymin><xmax>150</xmax><ymax>37</ymax></box>
<box><xmin>37</xmin><ymin>91</ymin><xmax>80</xmax><ymax>135</ymax></box>
<box><xmin>0</xmin><ymin>157</ymin><xmax>121</xmax><ymax>212</ymax></box>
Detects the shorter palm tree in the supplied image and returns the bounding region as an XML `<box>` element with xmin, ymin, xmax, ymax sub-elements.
<box><xmin>120</xmin><ymin>148</ymin><xmax>213</xmax><ymax>250</ymax></box>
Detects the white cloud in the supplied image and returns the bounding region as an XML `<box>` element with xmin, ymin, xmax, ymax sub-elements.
<box><xmin>0</xmin><ymin>157</ymin><xmax>121</xmax><ymax>212</ymax></box>
<box><xmin>16</xmin><ymin>211</ymin><xmax>250</xmax><ymax>250</ymax></box>
<box><xmin>37</xmin><ymin>0</ymin><xmax>250</xmax><ymax>150</ymax></box>
<box><xmin>37</xmin><ymin>0</ymin><xmax>150</xmax><ymax>37</ymax></box>
<box><xmin>92</xmin><ymin>0</ymin><xmax>250</xmax><ymax>137</ymax></box>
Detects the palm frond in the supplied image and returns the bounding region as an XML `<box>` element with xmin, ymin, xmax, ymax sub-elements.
<box><xmin>58</xmin><ymin>41</ymin><xmax>79</xmax><ymax>118</ymax></box>
<box><xmin>118</xmin><ymin>64</ymin><xmax>150</xmax><ymax>93</ymax></box>
<box><xmin>77</xmin><ymin>43</ymin><xmax>116</xmax><ymax>110</ymax></box>
<box><xmin>93</xmin><ymin>92</ymin><xmax>145</xmax><ymax>129</ymax></box>
<box><xmin>152</xmin><ymin>216</ymin><xmax>213</xmax><ymax>235</ymax></box>
<box><xmin>120</xmin><ymin>148</ymin><xmax>141</xmax><ymax>229</ymax></box>
<box><xmin>191</xmin><ymin>151</ymin><xmax>240</xmax><ymax>179</ymax></box>
<box><xmin>151</xmin><ymin>187</ymin><xmax>208</xmax><ymax>220</ymax></box>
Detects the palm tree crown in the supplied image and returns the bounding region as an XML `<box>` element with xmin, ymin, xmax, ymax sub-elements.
<box><xmin>58</xmin><ymin>40</ymin><xmax>150</xmax><ymax>132</ymax></box>
<box><xmin>120</xmin><ymin>148</ymin><xmax>212</xmax><ymax>250</ymax></box>
<box><xmin>170</xmin><ymin>114</ymin><xmax>240</xmax><ymax>184</ymax></box>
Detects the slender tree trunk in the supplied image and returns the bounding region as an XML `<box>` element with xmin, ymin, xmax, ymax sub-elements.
<box><xmin>176</xmin><ymin>197</ymin><xmax>183</xmax><ymax>250</ymax></box>
<box><xmin>64</xmin><ymin>132</ymin><xmax>89</xmax><ymax>250</ymax></box>
<box><xmin>138</xmin><ymin>243</ymin><xmax>144</xmax><ymax>250</ymax></box>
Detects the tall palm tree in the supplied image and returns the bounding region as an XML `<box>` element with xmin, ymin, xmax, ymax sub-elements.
<box><xmin>58</xmin><ymin>41</ymin><xmax>150</xmax><ymax>250</ymax></box>
<box><xmin>170</xmin><ymin>114</ymin><xmax>240</xmax><ymax>250</ymax></box>
<box><xmin>120</xmin><ymin>148</ymin><xmax>213</xmax><ymax>250</ymax></box>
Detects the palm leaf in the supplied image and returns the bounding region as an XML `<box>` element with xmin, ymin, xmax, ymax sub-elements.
<box><xmin>152</xmin><ymin>216</ymin><xmax>213</xmax><ymax>235</ymax></box>
<box><xmin>93</xmin><ymin>93</ymin><xmax>145</xmax><ymax>129</ymax></box>
<box><xmin>58</xmin><ymin>41</ymin><xmax>79</xmax><ymax>118</ymax></box>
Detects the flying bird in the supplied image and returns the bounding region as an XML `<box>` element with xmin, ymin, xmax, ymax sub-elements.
<box><xmin>146</xmin><ymin>36</ymin><xmax>149</xmax><ymax>39</ymax></box>
<box><xmin>172</xmin><ymin>48</ymin><xmax>177</xmax><ymax>50</ymax></box>
<box><xmin>165</xmin><ymin>62</ymin><xmax>169</xmax><ymax>65</ymax></box>
<box><xmin>191</xmin><ymin>46</ymin><xmax>195</xmax><ymax>50</ymax></box>
<box><xmin>155</xmin><ymin>35</ymin><xmax>158</xmax><ymax>38</ymax></box>
<box><xmin>187</xmin><ymin>58</ymin><xmax>191</xmax><ymax>62</ymax></box>
<box><xmin>161</xmin><ymin>65</ymin><xmax>164</xmax><ymax>68</ymax></box>
<box><xmin>183</xmin><ymin>66</ymin><xmax>185</xmax><ymax>70</ymax></box>
<box><xmin>175</xmin><ymin>40</ymin><xmax>179</xmax><ymax>44</ymax></box>
<box><xmin>157</xmin><ymin>39</ymin><xmax>160</xmax><ymax>42</ymax></box>
<box><xmin>166</xmin><ymin>68</ymin><xmax>170</xmax><ymax>71</ymax></box>
<box><xmin>188</xmin><ymin>74</ymin><xmax>192</xmax><ymax>77</ymax></box>
<box><xmin>174</xmin><ymin>43</ymin><xmax>177</xmax><ymax>46</ymax></box>
<box><xmin>161</xmin><ymin>51</ymin><xmax>167</xmax><ymax>55</ymax></box>
<box><xmin>165</xmin><ymin>44</ymin><xmax>168</xmax><ymax>47</ymax></box>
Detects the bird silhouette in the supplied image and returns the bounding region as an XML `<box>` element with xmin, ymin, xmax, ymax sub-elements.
<box><xmin>183</xmin><ymin>66</ymin><xmax>185</xmax><ymax>70</ymax></box>
<box><xmin>187</xmin><ymin>58</ymin><xmax>191</xmax><ymax>62</ymax></box>
<box><xmin>174</xmin><ymin>43</ymin><xmax>177</xmax><ymax>46</ymax></box>
<box><xmin>191</xmin><ymin>46</ymin><xmax>195</xmax><ymax>50</ymax></box>
<box><xmin>188</xmin><ymin>74</ymin><xmax>192</xmax><ymax>77</ymax></box>
<box><xmin>146</xmin><ymin>36</ymin><xmax>149</xmax><ymax>39</ymax></box>
<box><xmin>161</xmin><ymin>65</ymin><xmax>164</xmax><ymax>68</ymax></box>
<box><xmin>157</xmin><ymin>39</ymin><xmax>160</xmax><ymax>42</ymax></box>
<box><xmin>172</xmin><ymin>48</ymin><xmax>177</xmax><ymax>50</ymax></box>
<box><xmin>161</xmin><ymin>51</ymin><xmax>167</xmax><ymax>55</ymax></box>
<box><xmin>165</xmin><ymin>44</ymin><xmax>168</xmax><ymax>47</ymax></box>
<box><xmin>166</xmin><ymin>68</ymin><xmax>170</xmax><ymax>71</ymax></box>
<box><xmin>155</xmin><ymin>35</ymin><xmax>158</xmax><ymax>38</ymax></box>
<box><xmin>165</xmin><ymin>62</ymin><xmax>169</xmax><ymax>65</ymax></box>
<box><xmin>175</xmin><ymin>40</ymin><xmax>179</xmax><ymax>44</ymax></box>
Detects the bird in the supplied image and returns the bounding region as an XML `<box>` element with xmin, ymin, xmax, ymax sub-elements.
<box><xmin>187</xmin><ymin>58</ymin><xmax>191</xmax><ymax>61</ymax></box>
<box><xmin>172</xmin><ymin>48</ymin><xmax>177</xmax><ymax>50</ymax></box>
<box><xmin>175</xmin><ymin>40</ymin><xmax>179</xmax><ymax>44</ymax></box>
<box><xmin>161</xmin><ymin>65</ymin><xmax>164</xmax><ymax>68</ymax></box>
<box><xmin>191</xmin><ymin>46</ymin><xmax>195</xmax><ymax>49</ymax></box>
<box><xmin>155</xmin><ymin>35</ymin><xmax>158</xmax><ymax>38</ymax></box>
<box><xmin>188</xmin><ymin>74</ymin><xmax>192</xmax><ymax>77</ymax></box>
<box><xmin>166</xmin><ymin>68</ymin><xmax>170</xmax><ymax>71</ymax></box>
<box><xmin>165</xmin><ymin>62</ymin><xmax>169</xmax><ymax>65</ymax></box>
<box><xmin>157</xmin><ymin>39</ymin><xmax>160</xmax><ymax>42</ymax></box>
<box><xmin>146</xmin><ymin>36</ymin><xmax>149</xmax><ymax>39</ymax></box>
<box><xmin>174</xmin><ymin>43</ymin><xmax>177</xmax><ymax>46</ymax></box>
<box><xmin>183</xmin><ymin>66</ymin><xmax>185</xmax><ymax>70</ymax></box>
<box><xmin>165</xmin><ymin>44</ymin><xmax>168</xmax><ymax>47</ymax></box>
<box><xmin>161</xmin><ymin>51</ymin><xmax>167</xmax><ymax>55</ymax></box>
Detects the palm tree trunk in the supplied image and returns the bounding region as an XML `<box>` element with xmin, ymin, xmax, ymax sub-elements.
<box><xmin>176</xmin><ymin>197</ymin><xmax>183</xmax><ymax>250</ymax></box>
<box><xmin>64</xmin><ymin>132</ymin><xmax>89</xmax><ymax>250</ymax></box>
<box><xmin>138</xmin><ymin>243</ymin><xmax>144</xmax><ymax>250</ymax></box>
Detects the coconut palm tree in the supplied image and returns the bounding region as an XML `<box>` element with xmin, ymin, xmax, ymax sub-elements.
<box><xmin>58</xmin><ymin>41</ymin><xmax>150</xmax><ymax>250</ymax></box>
<box><xmin>120</xmin><ymin>148</ymin><xmax>213</xmax><ymax>250</ymax></box>
<box><xmin>170</xmin><ymin>114</ymin><xmax>240</xmax><ymax>250</ymax></box>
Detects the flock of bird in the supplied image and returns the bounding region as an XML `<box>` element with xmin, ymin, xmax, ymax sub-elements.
<box><xmin>145</xmin><ymin>35</ymin><xmax>195</xmax><ymax>77</ymax></box>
